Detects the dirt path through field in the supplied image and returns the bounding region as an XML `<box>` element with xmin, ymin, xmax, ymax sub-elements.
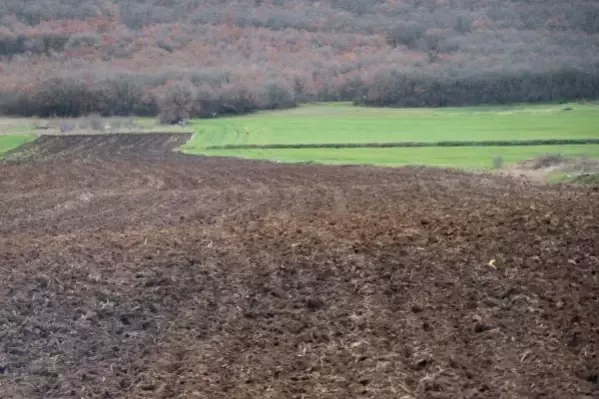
<box><xmin>1</xmin><ymin>134</ymin><xmax>598</xmax><ymax>398</ymax></box>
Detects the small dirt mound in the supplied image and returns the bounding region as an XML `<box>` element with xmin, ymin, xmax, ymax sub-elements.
<box><xmin>570</xmin><ymin>173</ymin><xmax>599</xmax><ymax>186</ymax></box>
<box><xmin>2</xmin><ymin>133</ymin><xmax>193</xmax><ymax>161</ymax></box>
<box><xmin>499</xmin><ymin>155</ymin><xmax>599</xmax><ymax>184</ymax></box>
<box><xmin>519</xmin><ymin>153</ymin><xmax>568</xmax><ymax>170</ymax></box>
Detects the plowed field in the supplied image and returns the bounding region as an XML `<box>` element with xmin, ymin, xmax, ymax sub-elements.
<box><xmin>1</xmin><ymin>134</ymin><xmax>598</xmax><ymax>399</ymax></box>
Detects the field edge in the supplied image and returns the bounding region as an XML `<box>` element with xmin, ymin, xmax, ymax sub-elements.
<box><xmin>0</xmin><ymin>134</ymin><xmax>38</xmax><ymax>158</ymax></box>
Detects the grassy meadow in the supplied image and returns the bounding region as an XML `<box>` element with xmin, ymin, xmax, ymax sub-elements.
<box><xmin>181</xmin><ymin>102</ymin><xmax>599</xmax><ymax>169</ymax></box>
<box><xmin>184</xmin><ymin>102</ymin><xmax>599</xmax><ymax>147</ymax></box>
<box><xmin>197</xmin><ymin>145</ymin><xmax>599</xmax><ymax>169</ymax></box>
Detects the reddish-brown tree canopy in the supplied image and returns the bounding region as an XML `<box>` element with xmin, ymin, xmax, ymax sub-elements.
<box><xmin>1</xmin><ymin>0</ymin><xmax>598</xmax><ymax>118</ymax></box>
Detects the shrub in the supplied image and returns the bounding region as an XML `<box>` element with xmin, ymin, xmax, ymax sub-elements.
<box><xmin>87</xmin><ymin>114</ymin><xmax>104</xmax><ymax>131</ymax></box>
<box><xmin>59</xmin><ymin>120</ymin><xmax>76</xmax><ymax>133</ymax></box>
<box><xmin>26</xmin><ymin>77</ymin><xmax>92</xmax><ymax>117</ymax></box>
<box><xmin>157</xmin><ymin>80</ymin><xmax>196</xmax><ymax>124</ymax></box>
<box><xmin>262</xmin><ymin>78</ymin><xmax>296</xmax><ymax>109</ymax></box>
<box><xmin>492</xmin><ymin>155</ymin><xmax>504</xmax><ymax>169</ymax></box>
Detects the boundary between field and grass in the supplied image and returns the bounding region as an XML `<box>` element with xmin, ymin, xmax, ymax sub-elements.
<box><xmin>203</xmin><ymin>138</ymin><xmax>599</xmax><ymax>150</ymax></box>
<box><xmin>0</xmin><ymin>134</ymin><xmax>37</xmax><ymax>158</ymax></box>
<box><xmin>3</xmin><ymin>103</ymin><xmax>599</xmax><ymax>179</ymax></box>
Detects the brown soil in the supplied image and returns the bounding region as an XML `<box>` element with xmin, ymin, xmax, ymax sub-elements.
<box><xmin>1</xmin><ymin>134</ymin><xmax>598</xmax><ymax>399</ymax></box>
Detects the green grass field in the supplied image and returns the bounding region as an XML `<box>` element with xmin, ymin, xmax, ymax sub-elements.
<box><xmin>185</xmin><ymin>102</ymin><xmax>599</xmax><ymax>148</ymax></box>
<box><xmin>0</xmin><ymin>134</ymin><xmax>36</xmax><ymax>157</ymax></box>
<box><xmin>2</xmin><ymin>103</ymin><xmax>599</xmax><ymax>170</ymax></box>
<box><xmin>181</xmin><ymin>102</ymin><xmax>599</xmax><ymax>168</ymax></box>
<box><xmin>198</xmin><ymin>145</ymin><xmax>599</xmax><ymax>169</ymax></box>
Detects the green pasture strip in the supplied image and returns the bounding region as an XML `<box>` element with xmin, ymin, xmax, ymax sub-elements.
<box><xmin>189</xmin><ymin>144</ymin><xmax>599</xmax><ymax>170</ymax></box>
<box><xmin>204</xmin><ymin>138</ymin><xmax>599</xmax><ymax>150</ymax></box>
<box><xmin>187</xmin><ymin>102</ymin><xmax>599</xmax><ymax>149</ymax></box>
<box><xmin>0</xmin><ymin>135</ymin><xmax>37</xmax><ymax>157</ymax></box>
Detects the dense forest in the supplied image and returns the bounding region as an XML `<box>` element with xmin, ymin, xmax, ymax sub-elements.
<box><xmin>0</xmin><ymin>0</ymin><xmax>598</xmax><ymax>120</ymax></box>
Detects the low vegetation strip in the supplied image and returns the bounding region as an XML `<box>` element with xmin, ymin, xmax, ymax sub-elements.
<box><xmin>205</xmin><ymin>138</ymin><xmax>599</xmax><ymax>150</ymax></box>
<box><xmin>0</xmin><ymin>134</ymin><xmax>36</xmax><ymax>157</ymax></box>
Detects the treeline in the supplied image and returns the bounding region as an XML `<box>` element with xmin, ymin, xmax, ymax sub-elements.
<box><xmin>0</xmin><ymin>33</ymin><xmax>72</xmax><ymax>59</ymax></box>
<box><xmin>0</xmin><ymin>0</ymin><xmax>598</xmax><ymax>119</ymax></box>
<box><xmin>2</xmin><ymin>0</ymin><xmax>598</xmax><ymax>34</ymax></box>
<box><xmin>2</xmin><ymin>65</ymin><xmax>597</xmax><ymax>121</ymax></box>
<box><xmin>0</xmin><ymin>73</ymin><xmax>297</xmax><ymax>122</ymax></box>
<box><xmin>356</xmin><ymin>67</ymin><xmax>599</xmax><ymax>107</ymax></box>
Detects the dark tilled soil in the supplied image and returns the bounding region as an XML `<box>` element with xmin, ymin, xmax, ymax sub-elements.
<box><xmin>1</xmin><ymin>134</ymin><xmax>598</xmax><ymax>399</ymax></box>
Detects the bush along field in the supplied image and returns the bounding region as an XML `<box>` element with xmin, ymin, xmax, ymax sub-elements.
<box><xmin>181</xmin><ymin>103</ymin><xmax>599</xmax><ymax>170</ymax></box>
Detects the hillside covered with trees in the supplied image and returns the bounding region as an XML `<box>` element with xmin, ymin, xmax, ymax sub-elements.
<box><xmin>0</xmin><ymin>0</ymin><xmax>598</xmax><ymax>120</ymax></box>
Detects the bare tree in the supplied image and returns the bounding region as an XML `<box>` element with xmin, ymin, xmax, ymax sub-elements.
<box><xmin>157</xmin><ymin>80</ymin><xmax>196</xmax><ymax>125</ymax></box>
